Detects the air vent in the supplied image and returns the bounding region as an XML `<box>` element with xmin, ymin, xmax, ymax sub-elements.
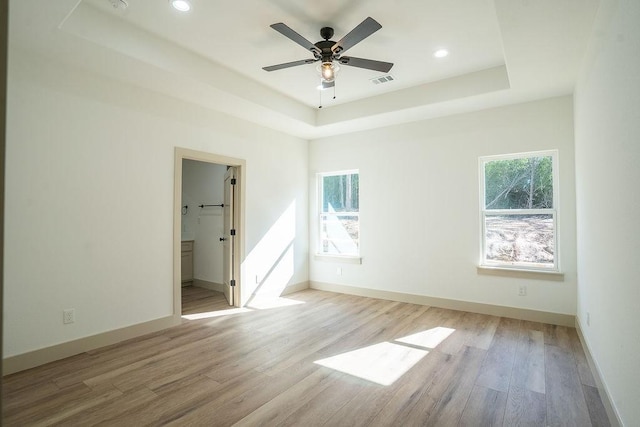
<box><xmin>370</xmin><ymin>75</ymin><xmax>395</xmax><ymax>85</ymax></box>
<box><xmin>107</xmin><ymin>0</ymin><xmax>128</xmax><ymax>9</ymax></box>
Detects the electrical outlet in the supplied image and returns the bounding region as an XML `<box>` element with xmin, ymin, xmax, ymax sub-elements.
<box><xmin>586</xmin><ymin>312</ymin><xmax>591</xmax><ymax>326</ymax></box>
<box><xmin>336</xmin><ymin>267</ymin><xmax>342</xmax><ymax>276</ymax></box>
<box><xmin>518</xmin><ymin>286</ymin><xmax>527</xmax><ymax>296</ymax></box>
<box><xmin>63</xmin><ymin>309</ymin><xmax>75</xmax><ymax>324</ymax></box>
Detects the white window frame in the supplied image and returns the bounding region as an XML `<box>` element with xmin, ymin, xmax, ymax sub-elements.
<box><xmin>479</xmin><ymin>150</ymin><xmax>560</xmax><ymax>272</ymax></box>
<box><xmin>316</xmin><ymin>170</ymin><xmax>360</xmax><ymax>260</ymax></box>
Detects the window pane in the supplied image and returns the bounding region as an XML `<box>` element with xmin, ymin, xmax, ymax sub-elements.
<box><xmin>323</xmin><ymin>173</ymin><xmax>359</xmax><ymax>213</ymax></box>
<box><xmin>320</xmin><ymin>214</ymin><xmax>359</xmax><ymax>255</ymax></box>
<box><xmin>484</xmin><ymin>156</ymin><xmax>553</xmax><ymax>209</ymax></box>
<box><xmin>485</xmin><ymin>214</ymin><xmax>554</xmax><ymax>268</ymax></box>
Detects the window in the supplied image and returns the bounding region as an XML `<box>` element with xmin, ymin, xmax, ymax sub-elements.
<box><xmin>480</xmin><ymin>151</ymin><xmax>559</xmax><ymax>271</ymax></box>
<box><xmin>318</xmin><ymin>171</ymin><xmax>360</xmax><ymax>257</ymax></box>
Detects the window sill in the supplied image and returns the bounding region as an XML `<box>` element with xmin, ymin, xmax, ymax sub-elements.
<box><xmin>477</xmin><ymin>265</ymin><xmax>564</xmax><ymax>281</ymax></box>
<box><xmin>314</xmin><ymin>254</ymin><xmax>362</xmax><ymax>264</ymax></box>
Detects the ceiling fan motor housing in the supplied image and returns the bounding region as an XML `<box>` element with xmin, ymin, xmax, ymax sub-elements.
<box><xmin>315</xmin><ymin>40</ymin><xmax>338</xmax><ymax>62</ymax></box>
<box><xmin>320</xmin><ymin>27</ymin><xmax>334</xmax><ymax>40</ymax></box>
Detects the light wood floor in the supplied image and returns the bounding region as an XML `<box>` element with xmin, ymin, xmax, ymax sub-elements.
<box><xmin>3</xmin><ymin>287</ymin><xmax>610</xmax><ymax>426</ymax></box>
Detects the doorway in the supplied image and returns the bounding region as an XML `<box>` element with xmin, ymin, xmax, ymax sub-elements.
<box><xmin>173</xmin><ymin>148</ymin><xmax>245</xmax><ymax>316</ymax></box>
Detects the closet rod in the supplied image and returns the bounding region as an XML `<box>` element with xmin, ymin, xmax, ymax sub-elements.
<box><xmin>198</xmin><ymin>203</ymin><xmax>224</xmax><ymax>208</ymax></box>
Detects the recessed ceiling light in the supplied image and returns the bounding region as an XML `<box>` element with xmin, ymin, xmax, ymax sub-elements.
<box><xmin>169</xmin><ymin>0</ymin><xmax>191</xmax><ymax>12</ymax></box>
<box><xmin>433</xmin><ymin>48</ymin><xmax>449</xmax><ymax>58</ymax></box>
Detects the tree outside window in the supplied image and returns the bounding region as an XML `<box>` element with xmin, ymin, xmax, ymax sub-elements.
<box><xmin>480</xmin><ymin>151</ymin><xmax>558</xmax><ymax>270</ymax></box>
<box><xmin>318</xmin><ymin>171</ymin><xmax>359</xmax><ymax>256</ymax></box>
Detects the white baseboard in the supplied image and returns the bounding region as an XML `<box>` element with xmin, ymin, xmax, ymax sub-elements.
<box><xmin>281</xmin><ymin>281</ymin><xmax>310</xmax><ymax>296</ymax></box>
<box><xmin>3</xmin><ymin>281</ymin><xmax>310</xmax><ymax>375</ymax></box>
<box><xmin>3</xmin><ymin>315</ymin><xmax>181</xmax><ymax>375</ymax></box>
<box><xmin>193</xmin><ymin>279</ymin><xmax>223</xmax><ymax>293</ymax></box>
<box><xmin>575</xmin><ymin>318</ymin><xmax>622</xmax><ymax>427</ymax></box>
<box><xmin>309</xmin><ymin>281</ymin><xmax>575</xmax><ymax>327</ymax></box>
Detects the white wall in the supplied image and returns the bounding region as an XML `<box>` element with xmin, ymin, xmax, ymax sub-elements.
<box><xmin>182</xmin><ymin>160</ymin><xmax>226</xmax><ymax>284</ymax></box>
<box><xmin>310</xmin><ymin>96</ymin><xmax>577</xmax><ymax>316</ymax></box>
<box><xmin>574</xmin><ymin>0</ymin><xmax>640</xmax><ymax>424</ymax></box>
<box><xmin>3</xmin><ymin>50</ymin><xmax>308</xmax><ymax>358</ymax></box>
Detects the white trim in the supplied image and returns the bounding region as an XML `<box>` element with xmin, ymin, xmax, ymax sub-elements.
<box><xmin>3</xmin><ymin>315</ymin><xmax>180</xmax><ymax>375</ymax></box>
<box><xmin>316</xmin><ymin>169</ymin><xmax>360</xmax><ymax>257</ymax></box>
<box><xmin>280</xmin><ymin>281</ymin><xmax>310</xmax><ymax>295</ymax></box>
<box><xmin>479</xmin><ymin>149</ymin><xmax>558</xmax><ymax>163</ymax></box>
<box><xmin>479</xmin><ymin>149</ymin><xmax>560</xmax><ymax>271</ymax></box>
<box><xmin>314</xmin><ymin>254</ymin><xmax>362</xmax><ymax>264</ymax></box>
<box><xmin>318</xmin><ymin>168</ymin><xmax>359</xmax><ymax>178</ymax></box>
<box><xmin>575</xmin><ymin>318</ymin><xmax>622</xmax><ymax>427</ymax></box>
<box><xmin>476</xmin><ymin>265</ymin><xmax>564</xmax><ymax>281</ymax></box>
<box><xmin>174</xmin><ymin>148</ymin><xmax>246</xmax><ymax>310</ymax></box>
<box><xmin>310</xmin><ymin>281</ymin><xmax>575</xmax><ymax>326</ymax></box>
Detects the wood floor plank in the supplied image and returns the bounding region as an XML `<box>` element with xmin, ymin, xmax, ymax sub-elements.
<box><xmin>98</xmin><ymin>375</ymin><xmax>222</xmax><ymax>426</ymax></box>
<box><xmin>378</xmin><ymin>344</ymin><xmax>483</xmax><ymax>426</ymax></box>
<box><xmin>458</xmin><ymin>384</ymin><xmax>507</xmax><ymax>426</ymax></box>
<box><xmin>569</xmin><ymin>328</ymin><xmax>598</xmax><ymax>388</ymax></box>
<box><xmin>583</xmin><ymin>384</ymin><xmax>612</xmax><ymax>427</ymax></box>
<box><xmin>462</xmin><ymin>311</ymin><xmax>501</xmax><ymax>350</ymax></box>
<box><xmin>362</xmin><ymin>350</ymin><xmax>453</xmax><ymax>426</ymax></box>
<box><xmin>475</xmin><ymin>317</ymin><xmax>521</xmax><ymax>392</ymax></box>
<box><xmin>422</xmin><ymin>308</ymin><xmax>468</xmax><ymax>355</ymax></box>
<box><xmin>164</xmin><ymin>359</ymin><xmax>320</xmax><ymax>425</ymax></box>
<box><xmin>232</xmin><ymin>369</ymin><xmax>337</xmax><ymax>427</ymax></box>
<box><xmin>504</xmin><ymin>385</ymin><xmax>547</xmax><ymax>426</ymax></box>
<box><xmin>422</xmin><ymin>345</ymin><xmax>487</xmax><ymax>425</ymax></box>
<box><xmin>49</xmin><ymin>386</ymin><xmax>157</xmax><ymax>426</ymax></box>
<box><xmin>279</xmin><ymin>375</ymin><xmax>370</xmax><ymax>426</ymax></box>
<box><xmin>2</xmin><ymin>379</ymin><xmax>62</xmax><ymax>413</ymax></box>
<box><xmin>5</xmin><ymin>383</ymin><xmax>123</xmax><ymax>426</ymax></box>
<box><xmin>256</xmin><ymin>299</ymin><xmax>402</xmax><ymax>378</ymax></box>
<box><xmin>3</xmin><ymin>382</ymin><xmax>91</xmax><ymax>422</ymax></box>
<box><xmin>543</xmin><ymin>323</ymin><xmax>573</xmax><ymax>351</ymax></box>
<box><xmin>318</xmin><ymin>352</ymin><xmax>451</xmax><ymax>427</ymax></box>
<box><xmin>545</xmin><ymin>344</ymin><xmax>592</xmax><ymax>426</ymax></box>
<box><xmin>315</xmin><ymin>301</ymin><xmax>424</xmax><ymax>358</ymax></box>
<box><xmin>2</xmin><ymin>289</ymin><xmax>611</xmax><ymax>426</ymax></box>
<box><xmin>511</xmin><ymin>327</ymin><xmax>546</xmax><ymax>394</ymax></box>
<box><xmin>3</xmin><ymin>352</ymin><xmax>95</xmax><ymax>392</ymax></box>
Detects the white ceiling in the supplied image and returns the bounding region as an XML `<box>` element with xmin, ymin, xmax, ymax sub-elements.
<box><xmin>9</xmin><ymin>0</ymin><xmax>600</xmax><ymax>139</ymax></box>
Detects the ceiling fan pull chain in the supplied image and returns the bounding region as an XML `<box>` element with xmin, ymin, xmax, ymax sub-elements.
<box><xmin>319</xmin><ymin>87</ymin><xmax>323</xmax><ymax>109</ymax></box>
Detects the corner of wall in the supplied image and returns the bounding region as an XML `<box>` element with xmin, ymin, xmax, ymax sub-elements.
<box><xmin>574</xmin><ymin>317</ymin><xmax>623</xmax><ymax>427</ymax></box>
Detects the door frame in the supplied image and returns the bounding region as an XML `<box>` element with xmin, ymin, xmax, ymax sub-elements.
<box><xmin>173</xmin><ymin>147</ymin><xmax>245</xmax><ymax>315</ymax></box>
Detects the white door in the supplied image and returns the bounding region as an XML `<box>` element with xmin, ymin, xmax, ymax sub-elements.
<box><xmin>222</xmin><ymin>167</ymin><xmax>236</xmax><ymax>306</ymax></box>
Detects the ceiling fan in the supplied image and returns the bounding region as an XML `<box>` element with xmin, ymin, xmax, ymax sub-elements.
<box><xmin>262</xmin><ymin>17</ymin><xmax>393</xmax><ymax>90</ymax></box>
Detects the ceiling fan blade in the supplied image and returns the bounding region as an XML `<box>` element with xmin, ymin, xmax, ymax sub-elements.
<box><xmin>270</xmin><ymin>23</ymin><xmax>321</xmax><ymax>55</ymax></box>
<box><xmin>338</xmin><ymin>56</ymin><xmax>393</xmax><ymax>73</ymax></box>
<box><xmin>263</xmin><ymin>58</ymin><xmax>318</xmax><ymax>72</ymax></box>
<box><xmin>331</xmin><ymin>17</ymin><xmax>382</xmax><ymax>55</ymax></box>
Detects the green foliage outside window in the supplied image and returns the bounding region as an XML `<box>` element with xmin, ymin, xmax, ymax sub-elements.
<box><xmin>322</xmin><ymin>173</ymin><xmax>359</xmax><ymax>212</ymax></box>
<box><xmin>484</xmin><ymin>156</ymin><xmax>553</xmax><ymax>209</ymax></box>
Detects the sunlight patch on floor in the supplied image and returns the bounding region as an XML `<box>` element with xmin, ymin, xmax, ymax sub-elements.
<box><xmin>246</xmin><ymin>296</ymin><xmax>306</xmax><ymax>310</ymax></box>
<box><xmin>182</xmin><ymin>307</ymin><xmax>253</xmax><ymax>320</ymax></box>
<box><xmin>314</xmin><ymin>342</ymin><xmax>429</xmax><ymax>386</ymax></box>
<box><xmin>396</xmin><ymin>327</ymin><xmax>456</xmax><ymax>349</ymax></box>
<box><xmin>314</xmin><ymin>326</ymin><xmax>457</xmax><ymax>385</ymax></box>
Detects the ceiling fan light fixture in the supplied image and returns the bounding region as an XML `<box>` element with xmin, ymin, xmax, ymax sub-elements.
<box><xmin>318</xmin><ymin>62</ymin><xmax>340</xmax><ymax>82</ymax></box>
<box><xmin>169</xmin><ymin>0</ymin><xmax>191</xmax><ymax>12</ymax></box>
